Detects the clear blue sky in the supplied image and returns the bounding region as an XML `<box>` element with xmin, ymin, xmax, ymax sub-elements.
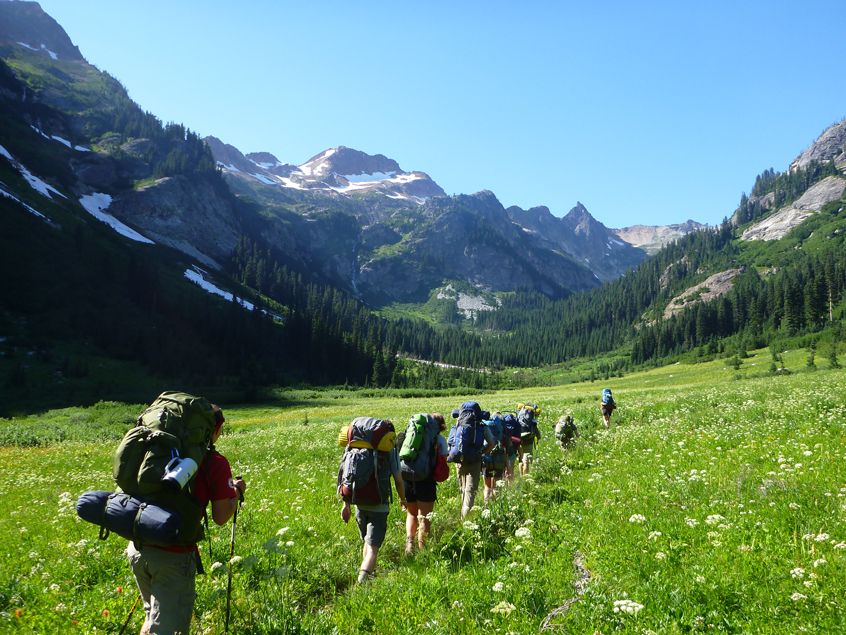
<box><xmin>37</xmin><ymin>0</ymin><xmax>846</xmax><ymax>228</ymax></box>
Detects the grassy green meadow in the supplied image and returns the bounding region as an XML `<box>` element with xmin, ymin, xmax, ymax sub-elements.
<box><xmin>1</xmin><ymin>351</ymin><xmax>845</xmax><ymax>634</ymax></box>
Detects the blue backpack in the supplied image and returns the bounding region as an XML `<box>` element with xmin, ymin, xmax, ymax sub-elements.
<box><xmin>502</xmin><ymin>413</ymin><xmax>521</xmax><ymax>450</ymax></box>
<box><xmin>602</xmin><ymin>388</ymin><xmax>615</xmax><ymax>406</ymax></box>
<box><xmin>447</xmin><ymin>402</ymin><xmax>485</xmax><ymax>464</ymax></box>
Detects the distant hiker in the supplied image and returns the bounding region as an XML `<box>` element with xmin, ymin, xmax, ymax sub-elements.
<box><xmin>516</xmin><ymin>403</ymin><xmax>542</xmax><ymax>475</ymax></box>
<box><xmin>481</xmin><ymin>412</ymin><xmax>511</xmax><ymax>502</ymax></box>
<box><xmin>601</xmin><ymin>388</ymin><xmax>616</xmax><ymax>429</ymax></box>
<box><xmin>122</xmin><ymin>394</ymin><xmax>246</xmax><ymax>635</ymax></box>
<box><xmin>399</xmin><ymin>412</ymin><xmax>449</xmax><ymax>554</ymax></box>
<box><xmin>554</xmin><ymin>415</ymin><xmax>580</xmax><ymax>449</ymax></box>
<box><xmin>447</xmin><ymin>402</ymin><xmax>495</xmax><ymax>518</ymax></box>
<box><xmin>338</xmin><ymin>417</ymin><xmax>406</xmax><ymax>583</ymax></box>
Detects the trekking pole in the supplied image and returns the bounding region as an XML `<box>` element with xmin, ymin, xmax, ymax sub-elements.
<box><xmin>224</xmin><ymin>465</ymin><xmax>243</xmax><ymax>635</ymax></box>
<box><xmin>118</xmin><ymin>594</ymin><xmax>141</xmax><ymax>635</ymax></box>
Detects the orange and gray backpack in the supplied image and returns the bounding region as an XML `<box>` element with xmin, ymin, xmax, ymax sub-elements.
<box><xmin>337</xmin><ymin>417</ymin><xmax>397</xmax><ymax>506</ymax></box>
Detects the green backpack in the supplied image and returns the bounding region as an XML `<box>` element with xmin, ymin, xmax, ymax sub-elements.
<box><xmin>113</xmin><ymin>391</ymin><xmax>217</xmax><ymax>546</ymax></box>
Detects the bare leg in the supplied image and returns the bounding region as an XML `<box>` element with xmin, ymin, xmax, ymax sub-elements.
<box><xmin>415</xmin><ymin>500</ymin><xmax>435</xmax><ymax>549</ymax></box>
<box><xmin>405</xmin><ymin>502</ymin><xmax>419</xmax><ymax>555</ymax></box>
<box><xmin>358</xmin><ymin>543</ymin><xmax>379</xmax><ymax>582</ymax></box>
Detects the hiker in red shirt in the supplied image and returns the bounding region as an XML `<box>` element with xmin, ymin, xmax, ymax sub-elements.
<box><xmin>126</xmin><ymin>406</ymin><xmax>246</xmax><ymax>635</ymax></box>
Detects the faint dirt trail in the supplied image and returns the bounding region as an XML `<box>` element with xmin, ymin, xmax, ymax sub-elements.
<box><xmin>539</xmin><ymin>550</ymin><xmax>592</xmax><ymax>631</ymax></box>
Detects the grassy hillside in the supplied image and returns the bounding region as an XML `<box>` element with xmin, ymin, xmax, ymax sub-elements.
<box><xmin>2</xmin><ymin>355</ymin><xmax>844</xmax><ymax>633</ymax></box>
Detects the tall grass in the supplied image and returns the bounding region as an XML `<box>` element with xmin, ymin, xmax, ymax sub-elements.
<box><xmin>1</xmin><ymin>352</ymin><xmax>844</xmax><ymax>633</ymax></box>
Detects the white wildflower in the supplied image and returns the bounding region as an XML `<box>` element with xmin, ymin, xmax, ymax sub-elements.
<box><xmin>490</xmin><ymin>601</ymin><xmax>516</xmax><ymax>615</ymax></box>
<box><xmin>655</xmin><ymin>552</ymin><xmax>667</xmax><ymax>561</ymax></box>
<box><xmin>492</xmin><ymin>582</ymin><xmax>504</xmax><ymax>592</ymax></box>
<box><xmin>790</xmin><ymin>568</ymin><xmax>805</xmax><ymax>579</ymax></box>
<box><xmin>685</xmin><ymin>517</ymin><xmax>700</xmax><ymax>527</ymax></box>
<box><xmin>790</xmin><ymin>593</ymin><xmax>807</xmax><ymax>602</ymax></box>
<box><xmin>628</xmin><ymin>514</ymin><xmax>646</xmax><ymax>523</ymax></box>
<box><xmin>276</xmin><ymin>527</ymin><xmax>290</xmax><ymax>536</ymax></box>
<box><xmin>515</xmin><ymin>527</ymin><xmax>531</xmax><ymax>539</ymax></box>
<box><xmin>613</xmin><ymin>599</ymin><xmax>644</xmax><ymax>615</ymax></box>
<box><xmin>813</xmin><ymin>559</ymin><xmax>826</xmax><ymax>568</ymax></box>
<box><xmin>705</xmin><ymin>514</ymin><xmax>725</xmax><ymax>525</ymax></box>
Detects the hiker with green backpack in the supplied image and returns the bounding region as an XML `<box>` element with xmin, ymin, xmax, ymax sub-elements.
<box><xmin>398</xmin><ymin>412</ymin><xmax>450</xmax><ymax>554</ymax></box>
<box><xmin>90</xmin><ymin>392</ymin><xmax>246</xmax><ymax>635</ymax></box>
<box><xmin>337</xmin><ymin>417</ymin><xmax>407</xmax><ymax>583</ymax></box>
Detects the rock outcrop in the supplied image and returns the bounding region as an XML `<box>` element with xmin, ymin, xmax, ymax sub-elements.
<box><xmin>789</xmin><ymin>120</ymin><xmax>846</xmax><ymax>173</ymax></box>
<box><xmin>109</xmin><ymin>176</ymin><xmax>242</xmax><ymax>269</ymax></box>
<box><xmin>664</xmin><ymin>268</ymin><xmax>744</xmax><ymax>319</ymax></box>
<box><xmin>741</xmin><ymin>176</ymin><xmax>846</xmax><ymax>241</ymax></box>
<box><xmin>611</xmin><ymin>220</ymin><xmax>705</xmax><ymax>255</ymax></box>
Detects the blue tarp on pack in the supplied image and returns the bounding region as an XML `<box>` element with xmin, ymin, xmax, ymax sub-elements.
<box><xmin>76</xmin><ymin>490</ymin><xmax>184</xmax><ymax>546</ymax></box>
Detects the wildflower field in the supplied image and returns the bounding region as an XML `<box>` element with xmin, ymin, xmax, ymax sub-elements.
<box><xmin>1</xmin><ymin>351</ymin><xmax>845</xmax><ymax>634</ymax></box>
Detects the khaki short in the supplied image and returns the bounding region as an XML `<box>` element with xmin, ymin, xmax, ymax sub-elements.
<box><xmin>127</xmin><ymin>542</ymin><xmax>197</xmax><ymax>635</ymax></box>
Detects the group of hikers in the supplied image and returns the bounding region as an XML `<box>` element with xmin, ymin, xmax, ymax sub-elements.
<box><xmin>337</xmin><ymin>389</ymin><xmax>618</xmax><ymax>584</ymax></box>
<box><xmin>77</xmin><ymin>388</ymin><xmax>617</xmax><ymax>634</ymax></box>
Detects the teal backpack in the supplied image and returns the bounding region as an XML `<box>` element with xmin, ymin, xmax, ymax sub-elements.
<box><xmin>482</xmin><ymin>416</ymin><xmax>507</xmax><ymax>471</ymax></box>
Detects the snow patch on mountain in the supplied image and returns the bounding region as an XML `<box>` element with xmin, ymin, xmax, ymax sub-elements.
<box><xmin>79</xmin><ymin>193</ymin><xmax>155</xmax><ymax>244</ymax></box>
<box><xmin>339</xmin><ymin>171</ymin><xmax>396</xmax><ymax>184</ymax></box>
<box><xmin>184</xmin><ymin>268</ymin><xmax>255</xmax><ymax>310</ymax></box>
<box><xmin>0</xmin><ymin>187</ymin><xmax>47</xmax><ymax>219</ymax></box>
<box><xmin>299</xmin><ymin>149</ymin><xmax>336</xmax><ymax>176</ymax></box>
<box><xmin>0</xmin><ymin>142</ymin><xmax>66</xmax><ymax>200</ymax></box>
<box><xmin>16</xmin><ymin>41</ymin><xmax>59</xmax><ymax>59</ymax></box>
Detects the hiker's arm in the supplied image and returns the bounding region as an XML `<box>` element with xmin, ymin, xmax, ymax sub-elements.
<box><xmin>393</xmin><ymin>473</ymin><xmax>407</xmax><ymax>508</ymax></box>
<box><xmin>211</xmin><ymin>478</ymin><xmax>246</xmax><ymax>525</ymax></box>
<box><xmin>482</xmin><ymin>439</ymin><xmax>495</xmax><ymax>454</ymax></box>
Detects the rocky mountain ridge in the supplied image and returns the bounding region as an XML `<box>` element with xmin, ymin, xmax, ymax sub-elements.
<box><xmin>205</xmin><ymin>136</ymin><xmax>447</xmax><ymax>204</ymax></box>
<box><xmin>505</xmin><ymin>202</ymin><xmax>647</xmax><ymax>281</ymax></box>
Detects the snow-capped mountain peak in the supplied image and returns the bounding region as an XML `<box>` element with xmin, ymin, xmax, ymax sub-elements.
<box><xmin>204</xmin><ymin>139</ymin><xmax>446</xmax><ymax>204</ymax></box>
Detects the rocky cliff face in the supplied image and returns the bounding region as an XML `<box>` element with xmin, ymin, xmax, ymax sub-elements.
<box><xmin>355</xmin><ymin>192</ymin><xmax>600</xmax><ymax>304</ymax></box>
<box><xmin>790</xmin><ymin>120</ymin><xmax>846</xmax><ymax>173</ymax></box>
<box><xmin>108</xmin><ymin>176</ymin><xmax>242</xmax><ymax>269</ymax></box>
<box><xmin>741</xmin><ymin>176</ymin><xmax>846</xmax><ymax>241</ymax></box>
<box><xmin>611</xmin><ymin>220</ymin><xmax>706</xmax><ymax>255</ymax></box>
<box><xmin>506</xmin><ymin>202</ymin><xmax>648</xmax><ymax>281</ymax></box>
<box><xmin>0</xmin><ymin>2</ymin><xmax>83</xmax><ymax>61</ymax></box>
